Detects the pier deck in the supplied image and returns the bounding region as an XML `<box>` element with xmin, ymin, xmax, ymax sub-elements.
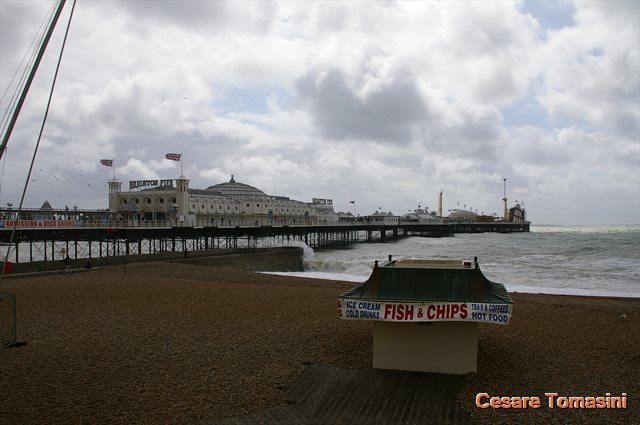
<box><xmin>0</xmin><ymin>222</ymin><xmax>529</xmax><ymax>265</ymax></box>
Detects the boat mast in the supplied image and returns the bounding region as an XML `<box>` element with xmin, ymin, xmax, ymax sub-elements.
<box><xmin>0</xmin><ymin>0</ymin><xmax>68</xmax><ymax>161</ymax></box>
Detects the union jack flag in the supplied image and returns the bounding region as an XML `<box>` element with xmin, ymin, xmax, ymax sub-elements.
<box><xmin>100</xmin><ymin>159</ymin><xmax>113</xmax><ymax>166</ymax></box>
<box><xmin>165</xmin><ymin>153</ymin><xmax>181</xmax><ymax>161</ymax></box>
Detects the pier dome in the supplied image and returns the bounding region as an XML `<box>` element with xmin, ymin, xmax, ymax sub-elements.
<box><xmin>447</xmin><ymin>209</ymin><xmax>478</xmax><ymax>221</ymax></box>
<box><xmin>204</xmin><ymin>175</ymin><xmax>270</xmax><ymax>199</ymax></box>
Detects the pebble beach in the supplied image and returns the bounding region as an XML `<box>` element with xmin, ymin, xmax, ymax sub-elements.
<box><xmin>1</xmin><ymin>262</ymin><xmax>638</xmax><ymax>424</ymax></box>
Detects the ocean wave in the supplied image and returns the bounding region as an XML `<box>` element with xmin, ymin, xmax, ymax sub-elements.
<box><xmin>560</xmin><ymin>245</ymin><xmax>606</xmax><ymax>256</ymax></box>
<box><xmin>264</xmin><ymin>271</ymin><xmax>367</xmax><ymax>283</ymax></box>
<box><xmin>304</xmin><ymin>257</ymin><xmax>373</xmax><ymax>278</ymax></box>
<box><xmin>290</xmin><ymin>225</ymin><xmax>640</xmax><ymax>299</ymax></box>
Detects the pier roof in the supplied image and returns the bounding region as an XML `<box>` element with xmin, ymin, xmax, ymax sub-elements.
<box><xmin>203</xmin><ymin>175</ymin><xmax>271</xmax><ymax>199</ymax></box>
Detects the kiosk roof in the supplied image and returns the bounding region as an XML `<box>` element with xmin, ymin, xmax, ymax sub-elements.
<box><xmin>339</xmin><ymin>259</ymin><xmax>513</xmax><ymax>305</ymax></box>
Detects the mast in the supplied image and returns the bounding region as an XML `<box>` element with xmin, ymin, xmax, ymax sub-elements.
<box><xmin>0</xmin><ymin>0</ymin><xmax>68</xmax><ymax>160</ymax></box>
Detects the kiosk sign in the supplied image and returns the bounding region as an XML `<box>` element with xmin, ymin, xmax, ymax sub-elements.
<box><xmin>339</xmin><ymin>300</ymin><xmax>512</xmax><ymax>325</ymax></box>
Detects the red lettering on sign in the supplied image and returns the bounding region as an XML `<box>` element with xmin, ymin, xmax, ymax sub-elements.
<box><xmin>404</xmin><ymin>304</ymin><xmax>414</xmax><ymax>320</ymax></box>
<box><xmin>427</xmin><ymin>304</ymin><xmax>435</xmax><ymax>320</ymax></box>
<box><xmin>459</xmin><ymin>304</ymin><xmax>468</xmax><ymax>319</ymax></box>
<box><xmin>451</xmin><ymin>304</ymin><xmax>459</xmax><ymax>318</ymax></box>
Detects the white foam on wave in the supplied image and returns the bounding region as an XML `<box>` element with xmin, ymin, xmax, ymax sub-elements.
<box><xmin>264</xmin><ymin>271</ymin><xmax>639</xmax><ymax>299</ymax></box>
<box><xmin>264</xmin><ymin>271</ymin><xmax>367</xmax><ymax>283</ymax></box>
<box><xmin>506</xmin><ymin>284</ymin><xmax>639</xmax><ymax>299</ymax></box>
<box><xmin>305</xmin><ymin>258</ymin><xmax>373</xmax><ymax>277</ymax></box>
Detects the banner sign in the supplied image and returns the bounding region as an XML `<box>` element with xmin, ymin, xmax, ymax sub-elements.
<box><xmin>0</xmin><ymin>220</ymin><xmax>77</xmax><ymax>229</ymax></box>
<box><xmin>129</xmin><ymin>179</ymin><xmax>174</xmax><ymax>190</ymax></box>
<box><xmin>338</xmin><ymin>299</ymin><xmax>512</xmax><ymax>325</ymax></box>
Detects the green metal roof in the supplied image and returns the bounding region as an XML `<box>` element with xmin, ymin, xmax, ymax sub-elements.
<box><xmin>339</xmin><ymin>260</ymin><xmax>513</xmax><ymax>305</ymax></box>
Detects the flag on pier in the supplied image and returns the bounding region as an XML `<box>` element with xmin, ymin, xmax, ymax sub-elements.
<box><xmin>165</xmin><ymin>152</ymin><xmax>184</xmax><ymax>175</ymax></box>
<box><xmin>100</xmin><ymin>159</ymin><xmax>116</xmax><ymax>179</ymax></box>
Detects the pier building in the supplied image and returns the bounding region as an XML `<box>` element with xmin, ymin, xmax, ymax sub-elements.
<box><xmin>108</xmin><ymin>175</ymin><xmax>339</xmax><ymax>227</ymax></box>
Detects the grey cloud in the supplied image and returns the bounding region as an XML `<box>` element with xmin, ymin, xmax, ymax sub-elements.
<box><xmin>577</xmin><ymin>1</ymin><xmax>640</xmax><ymax>27</ymax></box>
<box><xmin>422</xmin><ymin>105</ymin><xmax>503</xmax><ymax>167</ymax></box>
<box><xmin>0</xmin><ymin>3</ymin><xmax>28</xmax><ymax>62</ymax></box>
<box><xmin>0</xmin><ymin>1</ymin><xmax>55</xmax><ymax>92</ymax></box>
<box><xmin>112</xmin><ymin>0</ymin><xmax>277</xmax><ymax>34</ymax></box>
<box><xmin>610</xmin><ymin>108</ymin><xmax>639</xmax><ymax>141</ymax></box>
<box><xmin>519</xmin><ymin>142</ymin><xmax>570</xmax><ymax>167</ymax></box>
<box><xmin>296</xmin><ymin>67</ymin><xmax>427</xmax><ymax>143</ymax></box>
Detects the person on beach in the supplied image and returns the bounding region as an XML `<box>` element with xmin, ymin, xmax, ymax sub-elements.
<box><xmin>63</xmin><ymin>255</ymin><xmax>72</xmax><ymax>274</ymax></box>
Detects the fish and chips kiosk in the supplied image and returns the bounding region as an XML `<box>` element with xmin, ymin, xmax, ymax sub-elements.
<box><xmin>338</xmin><ymin>257</ymin><xmax>513</xmax><ymax>374</ymax></box>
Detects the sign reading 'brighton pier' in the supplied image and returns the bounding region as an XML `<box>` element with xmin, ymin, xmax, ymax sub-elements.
<box><xmin>339</xmin><ymin>300</ymin><xmax>512</xmax><ymax>325</ymax></box>
<box><xmin>129</xmin><ymin>179</ymin><xmax>174</xmax><ymax>190</ymax></box>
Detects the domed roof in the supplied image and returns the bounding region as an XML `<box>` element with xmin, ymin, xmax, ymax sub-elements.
<box><xmin>447</xmin><ymin>209</ymin><xmax>478</xmax><ymax>220</ymax></box>
<box><xmin>204</xmin><ymin>175</ymin><xmax>270</xmax><ymax>199</ymax></box>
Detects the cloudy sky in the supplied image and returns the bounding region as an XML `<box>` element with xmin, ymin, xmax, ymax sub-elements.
<box><xmin>1</xmin><ymin>0</ymin><xmax>638</xmax><ymax>224</ymax></box>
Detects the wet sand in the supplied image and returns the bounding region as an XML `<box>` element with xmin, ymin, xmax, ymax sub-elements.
<box><xmin>1</xmin><ymin>262</ymin><xmax>638</xmax><ymax>424</ymax></box>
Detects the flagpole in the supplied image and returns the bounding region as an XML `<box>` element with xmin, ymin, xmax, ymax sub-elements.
<box><xmin>180</xmin><ymin>154</ymin><xmax>183</xmax><ymax>176</ymax></box>
<box><xmin>112</xmin><ymin>158</ymin><xmax>115</xmax><ymax>180</ymax></box>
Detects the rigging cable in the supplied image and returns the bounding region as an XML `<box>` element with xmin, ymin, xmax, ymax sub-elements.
<box><xmin>0</xmin><ymin>0</ymin><xmax>57</xmax><ymax>119</ymax></box>
<box><xmin>0</xmin><ymin>146</ymin><xmax>7</xmax><ymax>205</ymax></box>
<box><xmin>0</xmin><ymin>7</ymin><xmax>56</xmax><ymax>137</ymax></box>
<box><xmin>1</xmin><ymin>0</ymin><xmax>77</xmax><ymax>285</ymax></box>
<box><xmin>0</xmin><ymin>0</ymin><xmax>68</xmax><ymax>161</ymax></box>
<box><xmin>0</xmin><ymin>5</ymin><xmax>56</xmax><ymax>206</ymax></box>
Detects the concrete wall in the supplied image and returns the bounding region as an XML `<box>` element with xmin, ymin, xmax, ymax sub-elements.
<box><xmin>173</xmin><ymin>248</ymin><xmax>303</xmax><ymax>272</ymax></box>
<box><xmin>373</xmin><ymin>321</ymin><xmax>478</xmax><ymax>374</ymax></box>
<box><xmin>5</xmin><ymin>247</ymin><xmax>303</xmax><ymax>275</ymax></box>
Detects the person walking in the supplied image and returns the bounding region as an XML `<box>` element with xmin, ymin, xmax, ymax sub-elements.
<box><xmin>63</xmin><ymin>255</ymin><xmax>72</xmax><ymax>274</ymax></box>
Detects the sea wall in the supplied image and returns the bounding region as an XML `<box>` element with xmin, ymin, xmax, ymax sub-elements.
<box><xmin>172</xmin><ymin>247</ymin><xmax>304</xmax><ymax>272</ymax></box>
<box><xmin>4</xmin><ymin>247</ymin><xmax>303</xmax><ymax>275</ymax></box>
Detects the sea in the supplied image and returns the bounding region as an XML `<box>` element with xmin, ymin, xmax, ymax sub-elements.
<box><xmin>271</xmin><ymin>225</ymin><xmax>640</xmax><ymax>299</ymax></box>
<box><xmin>1</xmin><ymin>224</ymin><xmax>638</xmax><ymax>298</ymax></box>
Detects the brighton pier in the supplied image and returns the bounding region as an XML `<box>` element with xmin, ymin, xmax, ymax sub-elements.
<box><xmin>0</xmin><ymin>176</ymin><xmax>528</xmax><ymax>266</ymax></box>
<box><xmin>0</xmin><ymin>220</ymin><xmax>528</xmax><ymax>267</ymax></box>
